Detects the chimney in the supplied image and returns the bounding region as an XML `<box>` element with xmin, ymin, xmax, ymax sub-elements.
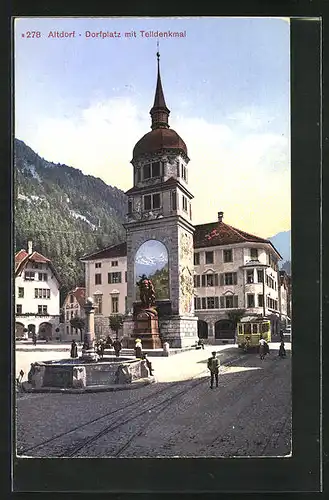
<box><xmin>218</xmin><ymin>211</ymin><xmax>223</xmax><ymax>222</ymax></box>
<box><xmin>27</xmin><ymin>240</ymin><xmax>33</xmax><ymax>255</ymax></box>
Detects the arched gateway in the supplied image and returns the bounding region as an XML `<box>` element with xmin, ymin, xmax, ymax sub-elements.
<box><xmin>215</xmin><ymin>319</ymin><xmax>235</xmax><ymax>339</ymax></box>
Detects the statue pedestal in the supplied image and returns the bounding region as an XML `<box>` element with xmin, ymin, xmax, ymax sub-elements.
<box><xmin>132</xmin><ymin>308</ymin><xmax>162</xmax><ymax>349</ymax></box>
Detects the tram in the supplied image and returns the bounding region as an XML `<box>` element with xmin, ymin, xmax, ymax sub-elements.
<box><xmin>236</xmin><ymin>317</ymin><xmax>271</xmax><ymax>351</ymax></box>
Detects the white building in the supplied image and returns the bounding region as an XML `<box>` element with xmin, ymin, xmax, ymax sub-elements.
<box><xmin>278</xmin><ymin>270</ymin><xmax>291</xmax><ymax>328</ymax></box>
<box><xmin>62</xmin><ymin>287</ymin><xmax>86</xmax><ymax>341</ymax></box>
<box><xmin>81</xmin><ymin>243</ymin><xmax>127</xmax><ymax>339</ymax></box>
<box><xmin>193</xmin><ymin>211</ymin><xmax>282</xmax><ymax>343</ymax></box>
<box><xmin>15</xmin><ymin>241</ymin><xmax>61</xmax><ymax>340</ymax></box>
<box><xmin>82</xmin><ymin>212</ymin><xmax>286</xmax><ymax>344</ymax></box>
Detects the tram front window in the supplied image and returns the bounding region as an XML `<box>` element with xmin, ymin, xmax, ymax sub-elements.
<box><xmin>244</xmin><ymin>324</ymin><xmax>251</xmax><ymax>335</ymax></box>
<box><xmin>252</xmin><ymin>324</ymin><xmax>258</xmax><ymax>334</ymax></box>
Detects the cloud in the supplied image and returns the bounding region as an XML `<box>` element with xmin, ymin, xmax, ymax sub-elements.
<box><xmin>20</xmin><ymin>97</ymin><xmax>290</xmax><ymax>238</ymax></box>
<box><xmin>228</xmin><ymin>106</ymin><xmax>277</xmax><ymax>131</ymax></box>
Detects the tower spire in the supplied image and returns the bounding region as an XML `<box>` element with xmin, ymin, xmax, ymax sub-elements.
<box><xmin>150</xmin><ymin>46</ymin><xmax>170</xmax><ymax>130</ymax></box>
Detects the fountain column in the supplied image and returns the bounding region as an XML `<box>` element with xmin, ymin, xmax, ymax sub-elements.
<box><xmin>81</xmin><ymin>297</ymin><xmax>99</xmax><ymax>362</ymax></box>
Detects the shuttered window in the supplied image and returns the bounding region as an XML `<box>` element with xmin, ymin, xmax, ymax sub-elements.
<box><xmin>201</xmin><ymin>275</ymin><xmax>206</xmax><ymax>287</ymax></box>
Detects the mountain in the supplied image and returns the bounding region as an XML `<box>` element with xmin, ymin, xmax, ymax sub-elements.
<box><xmin>14</xmin><ymin>139</ymin><xmax>127</xmax><ymax>301</ymax></box>
<box><xmin>268</xmin><ymin>230</ymin><xmax>291</xmax><ymax>268</ymax></box>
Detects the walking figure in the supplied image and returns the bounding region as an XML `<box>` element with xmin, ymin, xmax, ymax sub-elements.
<box><xmin>198</xmin><ymin>339</ymin><xmax>205</xmax><ymax>349</ymax></box>
<box><xmin>279</xmin><ymin>329</ymin><xmax>284</xmax><ymax>342</ymax></box>
<box><xmin>259</xmin><ymin>337</ymin><xmax>268</xmax><ymax>360</ymax></box>
<box><xmin>32</xmin><ymin>332</ymin><xmax>37</xmax><ymax>346</ymax></box>
<box><xmin>135</xmin><ymin>338</ymin><xmax>143</xmax><ymax>358</ymax></box>
<box><xmin>278</xmin><ymin>341</ymin><xmax>286</xmax><ymax>358</ymax></box>
<box><xmin>112</xmin><ymin>338</ymin><xmax>122</xmax><ymax>358</ymax></box>
<box><xmin>207</xmin><ymin>351</ymin><xmax>220</xmax><ymax>389</ymax></box>
<box><xmin>70</xmin><ymin>339</ymin><xmax>78</xmax><ymax>358</ymax></box>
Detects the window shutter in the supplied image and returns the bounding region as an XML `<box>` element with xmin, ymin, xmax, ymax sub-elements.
<box><xmin>194</xmin><ymin>275</ymin><xmax>197</xmax><ymax>287</ymax></box>
<box><xmin>214</xmin><ymin>273</ymin><xmax>219</xmax><ymax>286</ymax></box>
<box><xmin>233</xmin><ymin>273</ymin><xmax>237</xmax><ymax>285</ymax></box>
<box><xmin>220</xmin><ymin>296</ymin><xmax>225</xmax><ymax>308</ymax></box>
<box><xmin>234</xmin><ymin>295</ymin><xmax>238</xmax><ymax>307</ymax></box>
<box><xmin>197</xmin><ymin>275</ymin><xmax>200</xmax><ymax>287</ymax></box>
<box><xmin>201</xmin><ymin>297</ymin><xmax>206</xmax><ymax>309</ymax></box>
<box><xmin>215</xmin><ymin>296</ymin><xmax>219</xmax><ymax>309</ymax></box>
<box><xmin>220</xmin><ymin>273</ymin><xmax>224</xmax><ymax>286</ymax></box>
<box><xmin>201</xmin><ymin>275</ymin><xmax>206</xmax><ymax>287</ymax></box>
<box><xmin>194</xmin><ymin>298</ymin><xmax>197</xmax><ymax>309</ymax></box>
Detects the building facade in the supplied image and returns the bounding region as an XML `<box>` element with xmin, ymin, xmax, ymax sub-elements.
<box><xmin>82</xmin><ymin>211</ymin><xmax>287</xmax><ymax>344</ymax></box>
<box><xmin>62</xmin><ymin>287</ymin><xmax>86</xmax><ymax>341</ymax></box>
<box><xmin>81</xmin><ymin>243</ymin><xmax>127</xmax><ymax>339</ymax></box>
<box><xmin>15</xmin><ymin>241</ymin><xmax>61</xmax><ymax>340</ymax></box>
<box><xmin>193</xmin><ymin>211</ymin><xmax>282</xmax><ymax>343</ymax></box>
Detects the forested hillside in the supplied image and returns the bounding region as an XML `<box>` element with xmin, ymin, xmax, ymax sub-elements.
<box><xmin>14</xmin><ymin>139</ymin><xmax>127</xmax><ymax>301</ymax></box>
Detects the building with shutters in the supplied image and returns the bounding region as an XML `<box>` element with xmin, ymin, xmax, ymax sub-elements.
<box><xmin>81</xmin><ymin>211</ymin><xmax>284</xmax><ymax>344</ymax></box>
<box><xmin>15</xmin><ymin>241</ymin><xmax>61</xmax><ymax>340</ymax></box>
<box><xmin>193</xmin><ymin>211</ymin><xmax>282</xmax><ymax>343</ymax></box>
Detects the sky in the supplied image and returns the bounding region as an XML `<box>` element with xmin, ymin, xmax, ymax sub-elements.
<box><xmin>14</xmin><ymin>17</ymin><xmax>290</xmax><ymax>238</ymax></box>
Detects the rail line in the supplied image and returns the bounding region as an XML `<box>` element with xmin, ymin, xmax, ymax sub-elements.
<box><xmin>18</xmin><ymin>354</ymin><xmax>245</xmax><ymax>457</ymax></box>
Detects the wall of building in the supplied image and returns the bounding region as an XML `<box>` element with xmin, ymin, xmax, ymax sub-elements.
<box><xmin>15</xmin><ymin>261</ymin><xmax>60</xmax><ymax>338</ymax></box>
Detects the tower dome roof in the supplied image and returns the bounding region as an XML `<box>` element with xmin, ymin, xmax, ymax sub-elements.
<box><xmin>133</xmin><ymin>128</ymin><xmax>187</xmax><ymax>158</ymax></box>
<box><xmin>132</xmin><ymin>50</ymin><xmax>187</xmax><ymax>159</ymax></box>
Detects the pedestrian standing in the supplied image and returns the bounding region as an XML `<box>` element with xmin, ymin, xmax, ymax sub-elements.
<box><xmin>279</xmin><ymin>329</ymin><xmax>284</xmax><ymax>342</ymax></box>
<box><xmin>142</xmin><ymin>354</ymin><xmax>154</xmax><ymax>375</ymax></box>
<box><xmin>198</xmin><ymin>339</ymin><xmax>205</xmax><ymax>350</ymax></box>
<box><xmin>259</xmin><ymin>337</ymin><xmax>266</xmax><ymax>360</ymax></box>
<box><xmin>70</xmin><ymin>339</ymin><xmax>78</xmax><ymax>358</ymax></box>
<box><xmin>278</xmin><ymin>341</ymin><xmax>286</xmax><ymax>358</ymax></box>
<box><xmin>32</xmin><ymin>332</ymin><xmax>37</xmax><ymax>346</ymax></box>
<box><xmin>207</xmin><ymin>351</ymin><xmax>220</xmax><ymax>389</ymax></box>
<box><xmin>113</xmin><ymin>338</ymin><xmax>122</xmax><ymax>358</ymax></box>
<box><xmin>135</xmin><ymin>338</ymin><xmax>143</xmax><ymax>358</ymax></box>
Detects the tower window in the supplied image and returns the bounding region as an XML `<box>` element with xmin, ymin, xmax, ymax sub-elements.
<box><xmin>152</xmin><ymin>193</ymin><xmax>161</xmax><ymax>209</ymax></box>
<box><xmin>144</xmin><ymin>195</ymin><xmax>151</xmax><ymax>210</ymax></box>
<box><xmin>171</xmin><ymin>191</ymin><xmax>177</xmax><ymax>210</ymax></box>
<box><xmin>182</xmin><ymin>195</ymin><xmax>188</xmax><ymax>212</ymax></box>
<box><xmin>128</xmin><ymin>200</ymin><xmax>132</xmax><ymax>214</ymax></box>
<box><xmin>152</xmin><ymin>162</ymin><xmax>160</xmax><ymax>177</ymax></box>
<box><xmin>143</xmin><ymin>164</ymin><xmax>151</xmax><ymax>179</ymax></box>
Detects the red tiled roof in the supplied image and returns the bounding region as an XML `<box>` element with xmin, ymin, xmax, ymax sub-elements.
<box><xmin>194</xmin><ymin>220</ymin><xmax>282</xmax><ymax>258</ymax></box>
<box><xmin>15</xmin><ymin>248</ymin><xmax>62</xmax><ymax>284</ymax></box>
<box><xmin>72</xmin><ymin>287</ymin><xmax>86</xmax><ymax>307</ymax></box>
<box><xmin>80</xmin><ymin>242</ymin><xmax>127</xmax><ymax>261</ymax></box>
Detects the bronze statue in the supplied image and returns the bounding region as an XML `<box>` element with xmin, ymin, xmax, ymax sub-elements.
<box><xmin>137</xmin><ymin>274</ymin><xmax>156</xmax><ymax>308</ymax></box>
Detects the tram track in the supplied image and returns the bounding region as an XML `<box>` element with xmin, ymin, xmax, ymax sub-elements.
<box><xmin>18</xmin><ymin>353</ymin><xmax>246</xmax><ymax>457</ymax></box>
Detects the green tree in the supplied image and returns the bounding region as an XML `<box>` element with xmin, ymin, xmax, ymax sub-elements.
<box><xmin>109</xmin><ymin>314</ymin><xmax>124</xmax><ymax>339</ymax></box>
<box><xmin>228</xmin><ymin>309</ymin><xmax>246</xmax><ymax>328</ymax></box>
<box><xmin>70</xmin><ymin>316</ymin><xmax>85</xmax><ymax>342</ymax></box>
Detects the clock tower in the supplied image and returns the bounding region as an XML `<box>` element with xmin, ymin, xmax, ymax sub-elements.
<box><xmin>123</xmin><ymin>51</ymin><xmax>198</xmax><ymax>348</ymax></box>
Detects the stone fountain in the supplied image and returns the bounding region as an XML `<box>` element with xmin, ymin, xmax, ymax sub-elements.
<box><xmin>24</xmin><ymin>297</ymin><xmax>154</xmax><ymax>392</ymax></box>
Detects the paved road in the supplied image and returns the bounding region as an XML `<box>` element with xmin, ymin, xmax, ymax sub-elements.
<box><xmin>16</xmin><ymin>347</ymin><xmax>291</xmax><ymax>458</ymax></box>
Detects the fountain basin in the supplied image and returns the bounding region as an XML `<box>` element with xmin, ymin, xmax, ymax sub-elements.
<box><xmin>24</xmin><ymin>357</ymin><xmax>154</xmax><ymax>392</ymax></box>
